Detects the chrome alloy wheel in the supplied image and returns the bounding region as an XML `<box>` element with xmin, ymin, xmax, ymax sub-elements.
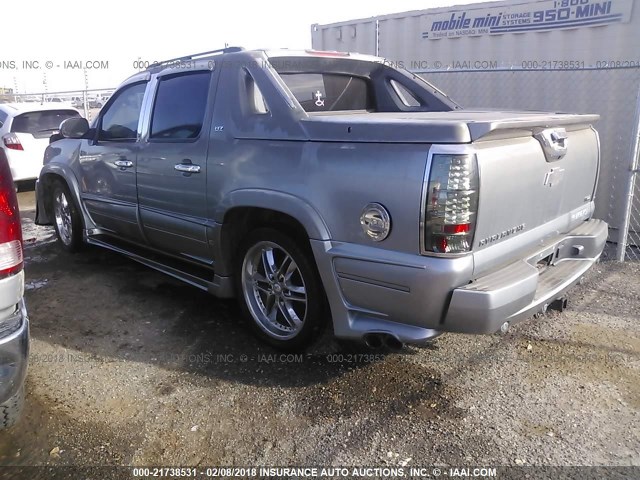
<box><xmin>241</xmin><ymin>241</ymin><xmax>308</xmax><ymax>340</ymax></box>
<box><xmin>54</xmin><ymin>190</ymin><xmax>73</xmax><ymax>246</ymax></box>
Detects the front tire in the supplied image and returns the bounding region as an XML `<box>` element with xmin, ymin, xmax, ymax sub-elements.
<box><xmin>52</xmin><ymin>181</ymin><xmax>83</xmax><ymax>252</ymax></box>
<box><xmin>235</xmin><ymin>228</ymin><xmax>326</xmax><ymax>350</ymax></box>
<box><xmin>0</xmin><ymin>385</ymin><xmax>24</xmax><ymax>430</ymax></box>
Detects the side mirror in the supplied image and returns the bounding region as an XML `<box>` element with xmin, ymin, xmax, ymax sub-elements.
<box><xmin>60</xmin><ymin>117</ymin><xmax>90</xmax><ymax>139</ymax></box>
<box><xmin>49</xmin><ymin>133</ymin><xmax>64</xmax><ymax>144</ymax></box>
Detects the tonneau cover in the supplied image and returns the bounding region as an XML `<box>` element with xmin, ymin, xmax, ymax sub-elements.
<box><xmin>300</xmin><ymin>111</ymin><xmax>599</xmax><ymax>144</ymax></box>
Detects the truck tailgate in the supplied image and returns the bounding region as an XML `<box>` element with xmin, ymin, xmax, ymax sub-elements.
<box><xmin>471</xmin><ymin>122</ymin><xmax>600</xmax><ymax>276</ymax></box>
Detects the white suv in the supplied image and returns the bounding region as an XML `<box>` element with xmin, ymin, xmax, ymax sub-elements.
<box><xmin>0</xmin><ymin>103</ymin><xmax>80</xmax><ymax>183</ymax></box>
<box><xmin>0</xmin><ymin>148</ymin><xmax>28</xmax><ymax>429</ymax></box>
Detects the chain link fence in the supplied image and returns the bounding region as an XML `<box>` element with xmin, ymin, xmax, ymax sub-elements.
<box><xmin>419</xmin><ymin>66</ymin><xmax>640</xmax><ymax>261</ymax></box>
<box><xmin>621</xmin><ymin>144</ymin><xmax>640</xmax><ymax>261</ymax></box>
<box><xmin>0</xmin><ymin>88</ymin><xmax>116</xmax><ymax>124</ymax></box>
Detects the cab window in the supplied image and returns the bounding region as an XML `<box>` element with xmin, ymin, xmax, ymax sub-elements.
<box><xmin>150</xmin><ymin>72</ymin><xmax>211</xmax><ymax>140</ymax></box>
<box><xmin>99</xmin><ymin>82</ymin><xmax>147</xmax><ymax>141</ymax></box>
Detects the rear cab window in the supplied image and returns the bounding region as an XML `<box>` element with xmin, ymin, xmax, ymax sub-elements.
<box><xmin>279</xmin><ymin>73</ymin><xmax>372</xmax><ymax>112</ymax></box>
<box><xmin>11</xmin><ymin>109</ymin><xmax>79</xmax><ymax>138</ymax></box>
<box><xmin>268</xmin><ymin>55</ymin><xmax>458</xmax><ymax>113</ymax></box>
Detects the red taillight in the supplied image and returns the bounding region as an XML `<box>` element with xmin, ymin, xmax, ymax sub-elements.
<box><xmin>3</xmin><ymin>133</ymin><xmax>23</xmax><ymax>151</ymax></box>
<box><xmin>443</xmin><ymin>223</ymin><xmax>471</xmax><ymax>234</ymax></box>
<box><xmin>435</xmin><ymin>236</ymin><xmax>448</xmax><ymax>253</ymax></box>
<box><xmin>423</xmin><ymin>154</ymin><xmax>479</xmax><ymax>254</ymax></box>
<box><xmin>0</xmin><ymin>150</ymin><xmax>22</xmax><ymax>277</ymax></box>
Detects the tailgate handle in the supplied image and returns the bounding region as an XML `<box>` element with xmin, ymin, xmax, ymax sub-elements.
<box><xmin>534</xmin><ymin>128</ymin><xmax>568</xmax><ymax>162</ymax></box>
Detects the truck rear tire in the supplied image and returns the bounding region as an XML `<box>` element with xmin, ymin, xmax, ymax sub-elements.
<box><xmin>0</xmin><ymin>384</ymin><xmax>24</xmax><ymax>430</ymax></box>
<box><xmin>235</xmin><ymin>228</ymin><xmax>326</xmax><ymax>351</ymax></box>
<box><xmin>52</xmin><ymin>181</ymin><xmax>83</xmax><ymax>252</ymax></box>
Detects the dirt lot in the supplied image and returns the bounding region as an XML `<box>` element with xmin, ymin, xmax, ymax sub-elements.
<box><xmin>0</xmin><ymin>189</ymin><xmax>638</xmax><ymax>478</ymax></box>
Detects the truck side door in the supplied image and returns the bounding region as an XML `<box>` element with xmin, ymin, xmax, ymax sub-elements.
<box><xmin>80</xmin><ymin>81</ymin><xmax>148</xmax><ymax>243</ymax></box>
<box><xmin>136</xmin><ymin>69</ymin><xmax>214</xmax><ymax>262</ymax></box>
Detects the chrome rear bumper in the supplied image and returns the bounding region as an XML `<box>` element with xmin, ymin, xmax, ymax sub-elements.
<box><xmin>443</xmin><ymin>219</ymin><xmax>608</xmax><ymax>333</ymax></box>
<box><xmin>313</xmin><ymin>219</ymin><xmax>607</xmax><ymax>345</ymax></box>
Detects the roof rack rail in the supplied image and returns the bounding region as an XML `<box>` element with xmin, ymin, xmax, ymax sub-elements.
<box><xmin>149</xmin><ymin>46</ymin><xmax>244</xmax><ymax>68</ymax></box>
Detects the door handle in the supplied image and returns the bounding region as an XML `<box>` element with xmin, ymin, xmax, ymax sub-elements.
<box><xmin>114</xmin><ymin>160</ymin><xmax>133</xmax><ymax>168</ymax></box>
<box><xmin>174</xmin><ymin>164</ymin><xmax>201</xmax><ymax>174</ymax></box>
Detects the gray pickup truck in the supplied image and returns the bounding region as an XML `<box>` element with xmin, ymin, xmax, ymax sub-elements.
<box><xmin>35</xmin><ymin>47</ymin><xmax>607</xmax><ymax>350</ymax></box>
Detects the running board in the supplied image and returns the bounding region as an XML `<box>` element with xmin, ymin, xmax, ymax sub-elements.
<box><xmin>86</xmin><ymin>236</ymin><xmax>235</xmax><ymax>298</ymax></box>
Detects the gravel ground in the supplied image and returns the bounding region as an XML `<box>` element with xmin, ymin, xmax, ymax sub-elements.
<box><xmin>0</xmin><ymin>189</ymin><xmax>638</xmax><ymax>479</ymax></box>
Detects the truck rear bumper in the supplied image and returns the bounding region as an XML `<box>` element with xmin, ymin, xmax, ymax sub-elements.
<box><xmin>443</xmin><ymin>219</ymin><xmax>608</xmax><ymax>333</ymax></box>
<box><xmin>312</xmin><ymin>218</ymin><xmax>608</xmax><ymax>345</ymax></box>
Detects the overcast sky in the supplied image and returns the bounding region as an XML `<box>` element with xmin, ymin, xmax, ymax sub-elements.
<box><xmin>0</xmin><ymin>0</ymin><xmax>488</xmax><ymax>94</ymax></box>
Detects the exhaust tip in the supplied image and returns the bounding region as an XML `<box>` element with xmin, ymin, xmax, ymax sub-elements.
<box><xmin>382</xmin><ymin>335</ymin><xmax>404</xmax><ymax>351</ymax></box>
<box><xmin>549</xmin><ymin>297</ymin><xmax>568</xmax><ymax>312</ymax></box>
<box><xmin>500</xmin><ymin>321</ymin><xmax>510</xmax><ymax>334</ymax></box>
<box><xmin>363</xmin><ymin>333</ymin><xmax>383</xmax><ymax>349</ymax></box>
<box><xmin>363</xmin><ymin>333</ymin><xmax>404</xmax><ymax>350</ymax></box>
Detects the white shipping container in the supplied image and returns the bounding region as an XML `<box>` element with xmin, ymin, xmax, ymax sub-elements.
<box><xmin>312</xmin><ymin>0</ymin><xmax>637</xmax><ymax>67</ymax></box>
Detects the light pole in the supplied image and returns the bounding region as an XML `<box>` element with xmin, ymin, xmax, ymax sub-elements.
<box><xmin>82</xmin><ymin>68</ymin><xmax>89</xmax><ymax>119</ymax></box>
<box><xmin>42</xmin><ymin>71</ymin><xmax>47</xmax><ymax>103</ymax></box>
